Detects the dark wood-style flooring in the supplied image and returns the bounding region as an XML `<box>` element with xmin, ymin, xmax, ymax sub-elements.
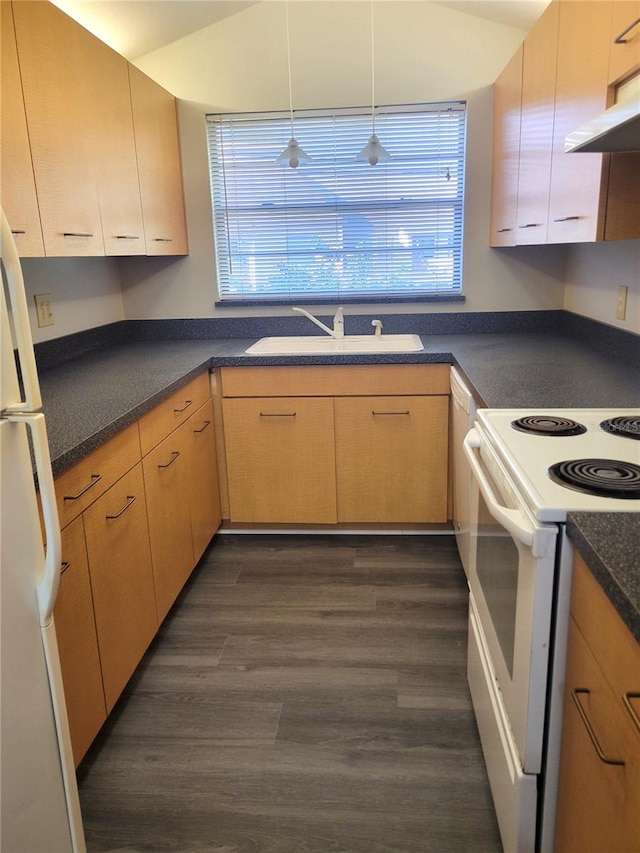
<box><xmin>78</xmin><ymin>534</ymin><xmax>502</xmax><ymax>852</ymax></box>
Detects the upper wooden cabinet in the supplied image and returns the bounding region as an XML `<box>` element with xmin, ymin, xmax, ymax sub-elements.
<box><xmin>12</xmin><ymin>0</ymin><xmax>105</xmax><ymax>256</ymax></box>
<box><xmin>0</xmin><ymin>2</ymin><xmax>44</xmax><ymax>256</ymax></box>
<box><xmin>608</xmin><ymin>0</ymin><xmax>640</xmax><ymax>83</ymax></box>
<box><xmin>489</xmin><ymin>45</ymin><xmax>523</xmax><ymax>247</ymax></box>
<box><xmin>129</xmin><ymin>66</ymin><xmax>189</xmax><ymax>255</ymax></box>
<box><xmin>5</xmin><ymin>0</ymin><xmax>187</xmax><ymax>258</ymax></box>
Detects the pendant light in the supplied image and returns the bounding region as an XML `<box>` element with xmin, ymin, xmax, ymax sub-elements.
<box><xmin>357</xmin><ymin>0</ymin><xmax>391</xmax><ymax>165</ymax></box>
<box><xmin>276</xmin><ymin>2</ymin><xmax>310</xmax><ymax>168</ymax></box>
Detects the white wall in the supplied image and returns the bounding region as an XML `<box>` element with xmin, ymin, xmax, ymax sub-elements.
<box><xmin>121</xmin><ymin>0</ymin><xmax>568</xmax><ymax>320</ymax></box>
<box><xmin>564</xmin><ymin>240</ymin><xmax>640</xmax><ymax>334</ymax></box>
<box><xmin>21</xmin><ymin>257</ymin><xmax>125</xmax><ymax>344</ymax></box>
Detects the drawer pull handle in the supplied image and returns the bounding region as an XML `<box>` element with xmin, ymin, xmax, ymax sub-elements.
<box><xmin>106</xmin><ymin>495</ymin><xmax>136</xmax><ymax>520</ymax></box>
<box><xmin>496</xmin><ymin>228</ymin><xmax>512</xmax><ymax>233</ymax></box>
<box><xmin>614</xmin><ymin>17</ymin><xmax>640</xmax><ymax>43</ymax></box>
<box><xmin>174</xmin><ymin>400</ymin><xmax>193</xmax><ymax>413</ymax></box>
<box><xmin>260</xmin><ymin>412</ymin><xmax>296</xmax><ymax>417</ymax></box>
<box><xmin>11</xmin><ymin>229</ymin><xmax>26</xmax><ymax>235</ymax></box>
<box><xmin>63</xmin><ymin>232</ymin><xmax>94</xmax><ymax>238</ymax></box>
<box><xmin>60</xmin><ymin>561</ymin><xmax>70</xmax><ymax>574</ymax></box>
<box><xmin>518</xmin><ymin>223</ymin><xmax>540</xmax><ymax>229</ymax></box>
<box><xmin>153</xmin><ymin>238</ymin><xmax>174</xmax><ymax>242</ymax></box>
<box><xmin>553</xmin><ymin>216</ymin><xmax>581</xmax><ymax>222</ymax></box>
<box><xmin>63</xmin><ymin>474</ymin><xmax>102</xmax><ymax>501</ymax></box>
<box><xmin>372</xmin><ymin>411</ymin><xmax>410</xmax><ymax>416</ymax></box>
<box><xmin>623</xmin><ymin>692</ymin><xmax>640</xmax><ymax>734</ymax></box>
<box><xmin>572</xmin><ymin>688</ymin><xmax>625</xmax><ymax>766</ymax></box>
<box><xmin>115</xmin><ymin>235</ymin><xmax>140</xmax><ymax>240</ymax></box>
<box><xmin>158</xmin><ymin>451</ymin><xmax>180</xmax><ymax>469</ymax></box>
<box><xmin>193</xmin><ymin>420</ymin><xmax>211</xmax><ymax>434</ymax></box>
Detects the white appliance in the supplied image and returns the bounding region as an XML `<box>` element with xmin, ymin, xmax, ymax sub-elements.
<box><xmin>0</xmin><ymin>210</ymin><xmax>85</xmax><ymax>852</ymax></box>
<box><xmin>463</xmin><ymin>408</ymin><xmax>640</xmax><ymax>853</ymax></box>
<box><xmin>450</xmin><ymin>366</ymin><xmax>476</xmax><ymax>577</ymax></box>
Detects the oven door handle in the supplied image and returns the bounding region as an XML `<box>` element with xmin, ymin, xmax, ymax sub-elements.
<box><xmin>464</xmin><ymin>429</ymin><xmax>542</xmax><ymax>554</ymax></box>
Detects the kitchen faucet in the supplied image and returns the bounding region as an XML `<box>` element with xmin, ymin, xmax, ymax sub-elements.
<box><xmin>292</xmin><ymin>306</ymin><xmax>344</xmax><ymax>339</ymax></box>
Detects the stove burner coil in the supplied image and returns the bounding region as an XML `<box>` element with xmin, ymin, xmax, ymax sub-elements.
<box><xmin>548</xmin><ymin>458</ymin><xmax>640</xmax><ymax>498</ymax></box>
<box><xmin>511</xmin><ymin>416</ymin><xmax>587</xmax><ymax>437</ymax></box>
<box><xmin>600</xmin><ymin>417</ymin><xmax>640</xmax><ymax>441</ymax></box>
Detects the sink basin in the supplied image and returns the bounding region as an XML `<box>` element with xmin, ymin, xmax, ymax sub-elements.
<box><xmin>245</xmin><ymin>334</ymin><xmax>424</xmax><ymax>356</ymax></box>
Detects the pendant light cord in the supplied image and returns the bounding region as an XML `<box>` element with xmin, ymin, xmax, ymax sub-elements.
<box><xmin>370</xmin><ymin>0</ymin><xmax>375</xmax><ymax>136</ymax></box>
<box><xmin>285</xmin><ymin>1</ymin><xmax>294</xmax><ymax>138</ymax></box>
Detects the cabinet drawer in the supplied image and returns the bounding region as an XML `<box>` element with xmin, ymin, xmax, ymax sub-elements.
<box><xmin>55</xmin><ymin>422</ymin><xmax>141</xmax><ymax>528</ymax></box>
<box><xmin>138</xmin><ymin>372</ymin><xmax>210</xmax><ymax>456</ymax></box>
<box><xmin>570</xmin><ymin>553</ymin><xmax>640</xmax><ymax>721</ymax></box>
<box><xmin>220</xmin><ymin>365</ymin><xmax>450</xmax><ymax>398</ymax></box>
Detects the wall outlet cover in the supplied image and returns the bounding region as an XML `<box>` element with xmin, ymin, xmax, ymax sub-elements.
<box><xmin>34</xmin><ymin>293</ymin><xmax>55</xmax><ymax>328</ymax></box>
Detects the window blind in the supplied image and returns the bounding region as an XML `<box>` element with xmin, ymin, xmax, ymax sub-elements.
<box><xmin>206</xmin><ymin>103</ymin><xmax>467</xmax><ymax>303</ymax></box>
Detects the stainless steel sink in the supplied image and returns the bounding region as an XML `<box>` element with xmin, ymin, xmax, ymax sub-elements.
<box><xmin>245</xmin><ymin>334</ymin><xmax>424</xmax><ymax>356</ymax></box>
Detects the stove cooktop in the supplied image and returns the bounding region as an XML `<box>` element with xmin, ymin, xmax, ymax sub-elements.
<box><xmin>475</xmin><ymin>409</ymin><xmax>640</xmax><ymax>522</ymax></box>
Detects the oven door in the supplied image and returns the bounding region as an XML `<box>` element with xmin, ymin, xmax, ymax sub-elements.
<box><xmin>464</xmin><ymin>428</ymin><xmax>558</xmax><ymax>773</ymax></box>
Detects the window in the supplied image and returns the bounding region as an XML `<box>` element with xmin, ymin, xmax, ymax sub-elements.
<box><xmin>207</xmin><ymin>103</ymin><xmax>466</xmax><ymax>304</ymax></box>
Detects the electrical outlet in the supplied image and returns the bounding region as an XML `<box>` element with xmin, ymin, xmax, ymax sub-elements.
<box><xmin>34</xmin><ymin>293</ymin><xmax>55</xmax><ymax>328</ymax></box>
<box><xmin>616</xmin><ymin>285</ymin><xmax>628</xmax><ymax>321</ymax></box>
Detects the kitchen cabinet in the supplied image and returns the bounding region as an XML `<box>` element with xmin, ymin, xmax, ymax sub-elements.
<box><xmin>12</xmin><ymin>0</ymin><xmax>105</xmax><ymax>256</ymax></box>
<box><xmin>0</xmin><ymin>2</ymin><xmax>44</xmax><ymax>257</ymax></box>
<box><xmin>55</xmin><ymin>516</ymin><xmax>107</xmax><ymax>767</ymax></box>
<box><xmin>129</xmin><ymin>66</ymin><xmax>189</xmax><ymax>255</ymax></box>
<box><xmin>489</xmin><ymin>45</ymin><xmax>523</xmax><ymax>247</ymax></box>
<box><xmin>218</xmin><ymin>365</ymin><xmax>449</xmax><ymax>526</ymax></box>
<box><xmin>188</xmin><ymin>399</ymin><xmax>223</xmax><ymax>561</ymax></box>
<box><xmin>554</xmin><ymin>553</ymin><xmax>640</xmax><ymax>852</ymax></box>
<box><xmin>608</xmin><ymin>1</ymin><xmax>640</xmax><ymax>83</ymax></box>
<box><xmin>515</xmin><ymin>1</ymin><xmax>559</xmax><ymax>245</ymax></box>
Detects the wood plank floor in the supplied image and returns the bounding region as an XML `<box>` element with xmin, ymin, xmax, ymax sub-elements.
<box><xmin>78</xmin><ymin>534</ymin><xmax>502</xmax><ymax>852</ymax></box>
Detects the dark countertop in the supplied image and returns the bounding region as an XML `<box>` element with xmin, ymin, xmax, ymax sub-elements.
<box><xmin>567</xmin><ymin>513</ymin><xmax>640</xmax><ymax>645</ymax></box>
<box><xmin>37</xmin><ymin>328</ymin><xmax>639</xmax><ymax>642</ymax></box>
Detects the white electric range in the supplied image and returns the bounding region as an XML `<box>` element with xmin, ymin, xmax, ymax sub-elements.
<box><xmin>463</xmin><ymin>408</ymin><xmax>639</xmax><ymax>853</ymax></box>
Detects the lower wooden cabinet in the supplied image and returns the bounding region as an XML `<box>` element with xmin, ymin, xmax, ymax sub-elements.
<box><xmin>554</xmin><ymin>554</ymin><xmax>640</xmax><ymax>852</ymax></box>
<box><xmin>55</xmin><ymin>516</ymin><xmax>106</xmax><ymax>767</ymax></box>
<box><xmin>223</xmin><ymin>396</ymin><xmax>337</xmax><ymax>523</ymax></box>
<box><xmin>82</xmin><ymin>463</ymin><xmax>158</xmax><ymax>712</ymax></box>
<box><xmin>334</xmin><ymin>395</ymin><xmax>449</xmax><ymax>523</ymax></box>
<box><xmin>188</xmin><ymin>399</ymin><xmax>222</xmax><ymax>561</ymax></box>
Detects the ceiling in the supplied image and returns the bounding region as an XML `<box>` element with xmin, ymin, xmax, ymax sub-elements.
<box><xmin>52</xmin><ymin>0</ymin><xmax>549</xmax><ymax>61</ymax></box>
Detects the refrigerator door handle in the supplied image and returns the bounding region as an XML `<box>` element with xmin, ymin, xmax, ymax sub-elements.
<box><xmin>1</xmin><ymin>209</ymin><xmax>42</xmax><ymax>412</ymax></box>
<box><xmin>8</xmin><ymin>412</ymin><xmax>61</xmax><ymax>626</ymax></box>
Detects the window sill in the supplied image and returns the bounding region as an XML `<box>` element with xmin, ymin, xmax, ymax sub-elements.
<box><xmin>215</xmin><ymin>294</ymin><xmax>465</xmax><ymax>308</ymax></box>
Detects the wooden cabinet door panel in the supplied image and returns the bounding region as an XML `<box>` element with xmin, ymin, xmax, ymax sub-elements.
<box><xmin>1</xmin><ymin>2</ymin><xmax>44</xmax><ymax>257</ymax></box>
<box><xmin>83</xmin><ymin>464</ymin><xmax>157</xmax><ymax>711</ymax></box>
<box><xmin>187</xmin><ymin>400</ymin><xmax>221</xmax><ymax>562</ymax></box>
<box><xmin>223</xmin><ymin>397</ymin><xmax>337</xmax><ymax>524</ymax></box>
<box><xmin>129</xmin><ymin>66</ymin><xmax>188</xmax><ymax>255</ymax></box>
<box><xmin>547</xmin><ymin>1</ymin><xmax>612</xmax><ymax>244</ymax></box>
<box><xmin>143</xmin><ymin>423</ymin><xmax>194</xmax><ymax>622</ymax></box>
<box><xmin>55</xmin><ymin>516</ymin><xmax>106</xmax><ymax>766</ymax></box>
<box><xmin>516</xmin><ymin>1</ymin><xmax>559</xmax><ymax>245</ymax></box>
<box><xmin>608</xmin><ymin>1</ymin><xmax>640</xmax><ymax>84</ymax></box>
<box><xmin>12</xmin><ymin>1</ymin><xmax>104</xmax><ymax>256</ymax></box>
<box><xmin>335</xmin><ymin>396</ymin><xmax>449</xmax><ymax>523</ymax></box>
<box><xmin>489</xmin><ymin>45</ymin><xmax>523</xmax><ymax>247</ymax></box>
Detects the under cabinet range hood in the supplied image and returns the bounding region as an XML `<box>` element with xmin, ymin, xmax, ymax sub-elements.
<box><xmin>565</xmin><ymin>74</ymin><xmax>640</xmax><ymax>153</ymax></box>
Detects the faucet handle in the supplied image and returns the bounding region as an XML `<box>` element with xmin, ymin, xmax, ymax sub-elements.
<box><xmin>333</xmin><ymin>306</ymin><xmax>345</xmax><ymax>338</ymax></box>
<box><xmin>372</xmin><ymin>319</ymin><xmax>383</xmax><ymax>338</ymax></box>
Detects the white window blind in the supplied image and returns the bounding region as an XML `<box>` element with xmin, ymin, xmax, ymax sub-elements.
<box><xmin>206</xmin><ymin>104</ymin><xmax>466</xmax><ymax>304</ymax></box>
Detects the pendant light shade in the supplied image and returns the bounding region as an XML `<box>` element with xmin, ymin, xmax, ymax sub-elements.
<box><xmin>358</xmin><ymin>0</ymin><xmax>389</xmax><ymax>165</ymax></box>
<box><xmin>277</xmin><ymin>2</ymin><xmax>310</xmax><ymax>168</ymax></box>
<box><xmin>356</xmin><ymin>133</ymin><xmax>391</xmax><ymax>166</ymax></box>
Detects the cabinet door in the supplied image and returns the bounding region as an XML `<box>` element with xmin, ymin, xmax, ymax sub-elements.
<box><xmin>608</xmin><ymin>1</ymin><xmax>640</xmax><ymax>84</ymax></box>
<box><xmin>0</xmin><ymin>3</ymin><xmax>44</xmax><ymax>257</ymax></box>
<box><xmin>129</xmin><ymin>66</ymin><xmax>189</xmax><ymax>255</ymax></box>
<box><xmin>91</xmin><ymin>38</ymin><xmax>146</xmax><ymax>256</ymax></box>
<box><xmin>334</xmin><ymin>396</ymin><xmax>449</xmax><ymax>523</ymax></box>
<box><xmin>143</xmin><ymin>422</ymin><xmax>194</xmax><ymax>622</ymax></box>
<box><xmin>12</xmin><ymin>1</ymin><xmax>104</xmax><ymax>256</ymax></box>
<box><xmin>516</xmin><ymin>2</ymin><xmax>559</xmax><ymax>245</ymax></box>
<box><xmin>489</xmin><ymin>45</ymin><xmax>523</xmax><ymax>247</ymax></box>
<box><xmin>187</xmin><ymin>400</ymin><xmax>221</xmax><ymax>562</ymax></box>
<box><xmin>547</xmin><ymin>1</ymin><xmax>612</xmax><ymax>244</ymax></box>
<box><xmin>83</xmin><ymin>464</ymin><xmax>157</xmax><ymax>711</ymax></box>
<box><xmin>223</xmin><ymin>397</ymin><xmax>337</xmax><ymax>524</ymax></box>
<box><xmin>55</xmin><ymin>516</ymin><xmax>106</xmax><ymax>767</ymax></box>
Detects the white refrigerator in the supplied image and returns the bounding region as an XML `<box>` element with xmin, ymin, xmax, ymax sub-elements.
<box><xmin>0</xmin><ymin>209</ymin><xmax>85</xmax><ymax>852</ymax></box>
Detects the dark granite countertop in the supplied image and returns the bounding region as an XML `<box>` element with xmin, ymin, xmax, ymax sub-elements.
<box><xmin>567</xmin><ymin>513</ymin><xmax>640</xmax><ymax>645</ymax></box>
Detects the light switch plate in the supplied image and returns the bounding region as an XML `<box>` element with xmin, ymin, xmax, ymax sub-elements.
<box><xmin>34</xmin><ymin>293</ymin><xmax>55</xmax><ymax>327</ymax></box>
